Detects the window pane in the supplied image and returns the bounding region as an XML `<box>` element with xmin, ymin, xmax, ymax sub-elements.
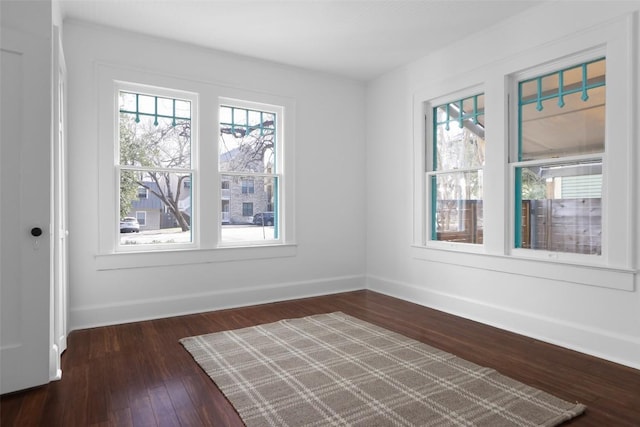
<box><xmin>248</xmin><ymin>110</ymin><xmax>262</xmax><ymax>126</ymax></box>
<box><xmin>434</xmin><ymin>94</ymin><xmax>485</xmax><ymax>170</ymax></box>
<box><xmin>119</xmin><ymin>113</ymin><xmax>191</xmax><ymax>169</ymax></box>
<box><xmin>219</xmin><ymin>106</ymin><xmax>276</xmax><ymax>174</ymax></box>
<box><xmin>221</xmin><ymin>176</ymin><xmax>278</xmax><ymax>243</ymax></box>
<box><xmin>241</xmin><ymin>179</ymin><xmax>255</xmax><ymax>194</ymax></box>
<box><xmin>120</xmin><ymin>92</ymin><xmax>137</xmax><ymax>112</ymax></box>
<box><xmin>519</xmin><ymin>59</ymin><xmax>605</xmax><ymax>161</ymax></box>
<box><xmin>137</xmin><ymin>186</ymin><xmax>147</xmax><ymax>198</ymax></box>
<box><xmin>517</xmin><ymin>161</ymin><xmax>601</xmax><ymax>254</ymax></box>
<box><xmin>431</xmin><ymin>171</ymin><xmax>483</xmax><ymax>244</ymax></box>
<box><xmin>119</xmin><ymin>170</ymin><xmax>192</xmax><ymax>246</ymax></box>
<box><xmin>137</xmin><ymin>94</ymin><xmax>155</xmax><ymax>115</ymax></box>
<box><xmin>521</xmin><ymin>88</ymin><xmax>605</xmax><ymax>160</ymax></box>
<box><xmin>135</xmin><ymin>211</ymin><xmax>146</xmax><ymax>226</ymax></box>
<box><xmin>174</xmin><ymin>100</ymin><xmax>190</xmax><ymax>118</ymax></box>
<box><xmin>157</xmin><ymin>97</ymin><xmax>174</xmax><ymax>116</ymax></box>
<box><xmin>242</xmin><ymin>202</ymin><xmax>253</xmax><ymax>217</ymax></box>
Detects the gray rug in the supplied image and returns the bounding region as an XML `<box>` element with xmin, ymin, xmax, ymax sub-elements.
<box><xmin>180</xmin><ymin>312</ymin><xmax>585</xmax><ymax>426</ymax></box>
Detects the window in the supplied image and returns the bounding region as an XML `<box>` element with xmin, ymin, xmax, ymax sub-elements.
<box><xmin>428</xmin><ymin>93</ymin><xmax>485</xmax><ymax>245</ymax></box>
<box><xmin>513</xmin><ymin>58</ymin><xmax>605</xmax><ymax>255</ymax></box>
<box><xmin>97</xmin><ymin>66</ymin><xmax>295</xmax><ymax>264</ymax></box>
<box><xmin>241</xmin><ymin>179</ymin><xmax>255</xmax><ymax>194</ymax></box>
<box><xmin>135</xmin><ymin>211</ymin><xmax>146</xmax><ymax>226</ymax></box>
<box><xmin>137</xmin><ymin>186</ymin><xmax>148</xmax><ymax>199</ymax></box>
<box><xmin>242</xmin><ymin>202</ymin><xmax>253</xmax><ymax>217</ymax></box>
<box><xmin>411</xmin><ymin>18</ymin><xmax>634</xmax><ymax>290</ymax></box>
<box><xmin>117</xmin><ymin>89</ymin><xmax>194</xmax><ymax>247</ymax></box>
<box><xmin>219</xmin><ymin>102</ymin><xmax>281</xmax><ymax>243</ymax></box>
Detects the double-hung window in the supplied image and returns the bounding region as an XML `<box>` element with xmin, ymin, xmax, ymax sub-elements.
<box><xmin>117</xmin><ymin>89</ymin><xmax>195</xmax><ymax>248</ymax></box>
<box><xmin>512</xmin><ymin>58</ymin><xmax>605</xmax><ymax>256</ymax></box>
<box><xmin>427</xmin><ymin>92</ymin><xmax>485</xmax><ymax>245</ymax></box>
<box><xmin>219</xmin><ymin>101</ymin><xmax>281</xmax><ymax>244</ymax></box>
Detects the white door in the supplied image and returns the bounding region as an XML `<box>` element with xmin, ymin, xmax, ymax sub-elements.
<box><xmin>50</xmin><ymin>25</ymin><xmax>68</xmax><ymax>381</ymax></box>
<box><xmin>1</xmin><ymin>26</ymin><xmax>53</xmax><ymax>394</ymax></box>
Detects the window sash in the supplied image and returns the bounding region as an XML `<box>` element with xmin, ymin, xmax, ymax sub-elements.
<box><xmin>427</xmin><ymin>168</ymin><xmax>484</xmax><ymax>243</ymax></box>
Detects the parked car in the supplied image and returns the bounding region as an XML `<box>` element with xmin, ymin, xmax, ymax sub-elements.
<box><xmin>253</xmin><ymin>212</ymin><xmax>274</xmax><ymax>226</ymax></box>
<box><xmin>120</xmin><ymin>217</ymin><xmax>140</xmax><ymax>233</ymax></box>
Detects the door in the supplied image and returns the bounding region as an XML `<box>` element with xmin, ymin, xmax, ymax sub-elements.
<box><xmin>1</xmin><ymin>26</ymin><xmax>53</xmax><ymax>394</ymax></box>
<box><xmin>51</xmin><ymin>25</ymin><xmax>68</xmax><ymax>381</ymax></box>
<box><xmin>47</xmin><ymin>25</ymin><xmax>69</xmax><ymax>381</ymax></box>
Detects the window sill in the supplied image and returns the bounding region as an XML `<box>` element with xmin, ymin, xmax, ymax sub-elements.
<box><xmin>411</xmin><ymin>245</ymin><xmax>636</xmax><ymax>292</ymax></box>
<box><xmin>95</xmin><ymin>243</ymin><xmax>297</xmax><ymax>271</ymax></box>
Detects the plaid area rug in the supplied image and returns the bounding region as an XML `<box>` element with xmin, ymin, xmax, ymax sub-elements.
<box><xmin>180</xmin><ymin>312</ymin><xmax>585</xmax><ymax>427</ymax></box>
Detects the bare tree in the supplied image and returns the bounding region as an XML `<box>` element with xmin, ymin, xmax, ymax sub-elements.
<box><xmin>219</xmin><ymin>120</ymin><xmax>275</xmax><ymax>173</ymax></box>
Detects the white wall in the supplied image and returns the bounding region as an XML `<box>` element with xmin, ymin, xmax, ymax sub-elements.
<box><xmin>64</xmin><ymin>21</ymin><xmax>366</xmax><ymax>329</ymax></box>
<box><xmin>366</xmin><ymin>1</ymin><xmax>640</xmax><ymax>369</ymax></box>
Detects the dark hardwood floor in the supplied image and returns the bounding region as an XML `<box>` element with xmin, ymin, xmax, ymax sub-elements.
<box><xmin>2</xmin><ymin>290</ymin><xmax>639</xmax><ymax>426</ymax></box>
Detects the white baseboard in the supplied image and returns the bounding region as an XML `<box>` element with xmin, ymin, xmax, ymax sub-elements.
<box><xmin>367</xmin><ymin>274</ymin><xmax>640</xmax><ymax>371</ymax></box>
<box><xmin>69</xmin><ymin>274</ymin><xmax>366</xmax><ymax>331</ymax></box>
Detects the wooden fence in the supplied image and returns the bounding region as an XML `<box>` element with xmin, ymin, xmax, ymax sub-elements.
<box><xmin>521</xmin><ymin>198</ymin><xmax>601</xmax><ymax>255</ymax></box>
<box><xmin>435</xmin><ymin>198</ymin><xmax>601</xmax><ymax>255</ymax></box>
<box><xmin>435</xmin><ymin>200</ymin><xmax>483</xmax><ymax>244</ymax></box>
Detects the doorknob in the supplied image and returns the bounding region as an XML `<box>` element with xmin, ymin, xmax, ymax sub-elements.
<box><xmin>31</xmin><ymin>227</ymin><xmax>43</xmax><ymax>237</ymax></box>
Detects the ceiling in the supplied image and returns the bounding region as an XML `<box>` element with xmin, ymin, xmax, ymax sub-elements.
<box><xmin>59</xmin><ymin>0</ymin><xmax>542</xmax><ymax>81</ymax></box>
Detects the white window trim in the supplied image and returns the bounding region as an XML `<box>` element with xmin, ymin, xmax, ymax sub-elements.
<box><xmin>96</xmin><ymin>63</ymin><xmax>297</xmax><ymax>269</ymax></box>
<box><xmin>114</xmin><ymin>80</ymin><xmax>199</xmax><ymax>253</ymax></box>
<box><xmin>412</xmin><ymin>15</ymin><xmax>636</xmax><ymax>291</ymax></box>
<box><xmin>507</xmin><ymin>49</ymin><xmax>607</xmax><ymax>266</ymax></box>
<box><xmin>216</xmin><ymin>96</ymin><xmax>292</xmax><ymax>248</ymax></box>
<box><xmin>506</xmin><ymin>47</ymin><xmax>629</xmax><ymax>271</ymax></box>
